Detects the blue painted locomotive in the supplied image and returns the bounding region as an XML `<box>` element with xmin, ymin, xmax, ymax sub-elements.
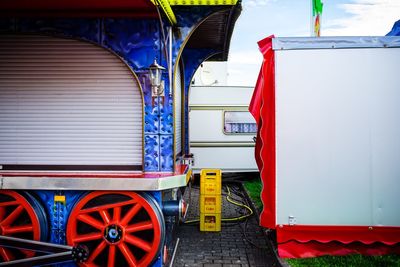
<box><xmin>0</xmin><ymin>1</ymin><xmax>241</xmax><ymax>266</ymax></box>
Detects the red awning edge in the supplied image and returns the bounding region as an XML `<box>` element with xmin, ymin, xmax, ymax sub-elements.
<box><xmin>249</xmin><ymin>35</ymin><xmax>276</xmax><ymax>229</ymax></box>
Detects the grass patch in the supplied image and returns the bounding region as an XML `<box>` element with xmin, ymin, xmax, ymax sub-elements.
<box><xmin>243</xmin><ymin>177</ymin><xmax>263</xmax><ymax>211</ymax></box>
<box><xmin>286</xmin><ymin>254</ymin><xmax>400</xmax><ymax>267</ymax></box>
<box><xmin>242</xmin><ymin>177</ymin><xmax>400</xmax><ymax>267</ymax></box>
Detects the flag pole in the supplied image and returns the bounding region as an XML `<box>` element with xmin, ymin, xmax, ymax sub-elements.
<box><xmin>310</xmin><ymin>0</ymin><xmax>314</xmax><ymax>36</ymax></box>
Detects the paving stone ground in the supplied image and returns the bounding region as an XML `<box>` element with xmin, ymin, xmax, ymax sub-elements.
<box><xmin>173</xmin><ymin>183</ymin><xmax>281</xmax><ymax>267</ymax></box>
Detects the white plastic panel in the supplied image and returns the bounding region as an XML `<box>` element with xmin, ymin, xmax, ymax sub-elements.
<box><xmin>189</xmin><ymin>86</ymin><xmax>254</xmax><ymax>106</ymax></box>
<box><xmin>0</xmin><ymin>35</ymin><xmax>143</xmax><ymax>166</ymax></box>
<box><xmin>275</xmin><ymin>47</ymin><xmax>400</xmax><ymax>226</ymax></box>
<box><xmin>190</xmin><ymin>147</ymin><xmax>257</xmax><ymax>173</ymax></box>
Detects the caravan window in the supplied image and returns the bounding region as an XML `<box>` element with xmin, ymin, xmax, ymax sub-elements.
<box><xmin>224</xmin><ymin>111</ymin><xmax>257</xmax><ymax>134</ymax></box>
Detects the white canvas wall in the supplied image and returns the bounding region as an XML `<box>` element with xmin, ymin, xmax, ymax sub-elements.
<box><xmin>275</xmin><ymin>47</ymin><xmax>400</xmax><ymax>226</ymax></box>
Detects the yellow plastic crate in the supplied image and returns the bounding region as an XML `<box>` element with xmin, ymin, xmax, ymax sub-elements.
<box><xmin>200</xmin><ymin>169</ymin><xmax>221</xmax><ymax>195</ymax></box>
<box><xmin>200</xmin><ymin>182</ymin><xmax>221</xmax><ymax>195</ymax></box>
<box><xmin>200</xmin><ymin>195</ymin><xmax>221</xmax><ymax>213</ymax></box>
<box><xmin>200</xmin><ymin>213</ymin><xmax>221</xmax><ymax>232</ymax></box>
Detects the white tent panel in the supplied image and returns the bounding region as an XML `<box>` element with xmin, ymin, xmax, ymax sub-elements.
<box><xmin>275</xmin><ymin>47</ymin><xmax>400</xmax><ymax>226</ymax></box>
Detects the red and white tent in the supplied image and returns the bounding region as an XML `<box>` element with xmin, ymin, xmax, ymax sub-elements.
<box><xmin>250</xmin><ymin>35</ymin><xmax>400</xmax><ymax>258</ymax></box>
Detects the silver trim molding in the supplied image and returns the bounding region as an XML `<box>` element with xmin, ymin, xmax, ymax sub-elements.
<box><xmin>0</xmin><ymin>174</ymin><xmax>188</xmax><ymax>191</ymax></box>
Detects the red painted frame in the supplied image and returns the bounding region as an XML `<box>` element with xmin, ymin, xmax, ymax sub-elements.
<box><xmin>277</xmin><ymin>225</ymin><xmax>400</xmax><ymax>258</ymax></box>
<box><xmin>0</xmin><ymin>0</ymin><xmax>158</xmax><ymax>18</ymax></box>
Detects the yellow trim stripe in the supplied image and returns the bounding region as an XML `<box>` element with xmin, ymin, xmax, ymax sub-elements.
<box><xmin>168</xmin><ymin>0</ymin><xmax>238</xmax><ymax>5</ymax></box>
<box><xmin>153</xmin><ymin>0</ymin><xmax>177</xmax><ymax>25</ymax></box>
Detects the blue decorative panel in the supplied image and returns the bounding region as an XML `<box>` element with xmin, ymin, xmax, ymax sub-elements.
<box><xmin>175</xmin><ymin>6</ymin><xmax>216</xmax><ymax>28</ymax></box>
<box><xmin>159</xmin><ymin>74</ymin><xmax>173</xmax><ymax>135</ymax></box>
<box><xmin>159</xmin><ymin>96</ymin><xmax>173</xmax><ymax>134</ymax></box>
<box><xmin>160</xmin><ymin>135</ymin><xmax>174</xmax><ymax>171</ymax></box>
<box><xmin>18</xmin><ymin>19</ymin><xmax>100</xmax><ymax>43</ymax></box>
<box><xmin>103</xmin><ymin>19</ymin><xmax>160</xmax><ymax>70</ymax></box>
<box><xmin>145</xmin><ymin>134</ymin><xmax>160</xmax><ymax>171</ymax></box>
<box><xmin>34</xmin><ymin>190</ymin><xmax>83</xmax><ymax>245</ymax></box>
<box><xmin>148</xmin><ymin>191</ymin><xmax>162</xmax><ymax>206</ymax></box>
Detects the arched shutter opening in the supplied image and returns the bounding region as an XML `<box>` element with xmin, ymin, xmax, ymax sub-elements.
<box><xmin>0</xmin><ymin>35</ymin><xmax>143</xmax><ymax>169</ymax></box>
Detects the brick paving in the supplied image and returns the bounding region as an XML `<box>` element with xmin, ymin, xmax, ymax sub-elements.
<box><xmin>173</xmin><ymin>183</ymin><xmax>281</xmax><ymax>267</ymax></box>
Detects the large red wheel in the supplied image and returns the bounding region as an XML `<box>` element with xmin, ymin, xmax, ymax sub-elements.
<box><xmin>67</xmin><ymin>191</ymin><xmax>165</xmax><ymax>267</ymax></box>
<box><xmin>0</xmin><ymin>190</ymin><xmax>44</xmax><ymax>262</ymax></box>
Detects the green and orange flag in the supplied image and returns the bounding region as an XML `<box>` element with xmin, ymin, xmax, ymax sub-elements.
<box><xmin>312</xmin><ymin>0</ymin><xmax>323</xmax><ymax>36</ymax></box>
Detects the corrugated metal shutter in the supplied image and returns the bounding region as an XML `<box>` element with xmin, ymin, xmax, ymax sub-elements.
<box><xmin>0</xmin><ymin>35</ymin><xmax>143</xmax><ymax>167</ymax></box>
<box><xmin>174</xmin><ymin>64</ymin><xmax>182</xmax><ymax>156</ymax></box>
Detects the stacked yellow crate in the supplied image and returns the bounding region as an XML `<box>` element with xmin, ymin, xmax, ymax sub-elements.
<box><xmin>199</xmin><ymin>169</ymin><xmax>222</xmax><ymax>231</ymax></box>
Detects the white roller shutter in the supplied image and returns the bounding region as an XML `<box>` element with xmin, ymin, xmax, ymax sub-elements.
<box><xmin>174</xmin><ymin>64</ymin><xmax>183</xmax><ymax>156</ymax></box>
<box><xmin>0</xmin><ymin>35</ymin><xmax>143</xmax><ymax>167</ymax></box>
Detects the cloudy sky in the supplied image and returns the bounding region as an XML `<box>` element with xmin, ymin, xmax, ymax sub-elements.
<box><xmin>227</xmin><ymin>0</ymin><xmax>400</xmax><ymax>85</ymax></box>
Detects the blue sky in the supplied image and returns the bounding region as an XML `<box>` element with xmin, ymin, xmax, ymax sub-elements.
<box><xmin>227</xmin><ymin>0</ymin><xmax>400</xmax><ymax>85</ymax></box>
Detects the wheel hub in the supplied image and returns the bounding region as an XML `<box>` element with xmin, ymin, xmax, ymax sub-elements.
<box><xmin>104</xmin><ymin>224</ymin><xmax>123</xmax><ymax>243</ymax></box>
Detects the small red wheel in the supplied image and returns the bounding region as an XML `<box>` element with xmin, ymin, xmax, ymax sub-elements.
<box><xmin>67</xmin><ymin>191</ymin><xmax>165</xmax><ymax>267</ymax></box>
<box><xmin>0</xmin><ymin>190</ymin><xmax>44</xmax><ymax>262</ymax></box>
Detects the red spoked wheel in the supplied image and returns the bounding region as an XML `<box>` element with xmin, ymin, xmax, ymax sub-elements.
<box><xmin>67</xmin><ymin>191</ymin><xmax>165</xmax><ymax>267</ymax></box>
<box><xmin>0</xmin><ymin>190</ymin><xmax>44</xmax><ymax>262</ymax></box>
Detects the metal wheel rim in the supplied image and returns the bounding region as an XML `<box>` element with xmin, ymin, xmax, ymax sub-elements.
<box><xmin>0</xmin><ymin>190</ymin><xmax>42</xmax><ymax>262</ymax></box>
<box><xmin>67</xmin><ymin>191</ymin><xmax>164</xmax><ymax>267</ymax></box>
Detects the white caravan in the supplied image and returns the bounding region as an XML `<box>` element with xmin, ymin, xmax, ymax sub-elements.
<box><xmin>189</xmin><ymin>62</ymin><xmax>258</xmax><ymax>174</ymax></box>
